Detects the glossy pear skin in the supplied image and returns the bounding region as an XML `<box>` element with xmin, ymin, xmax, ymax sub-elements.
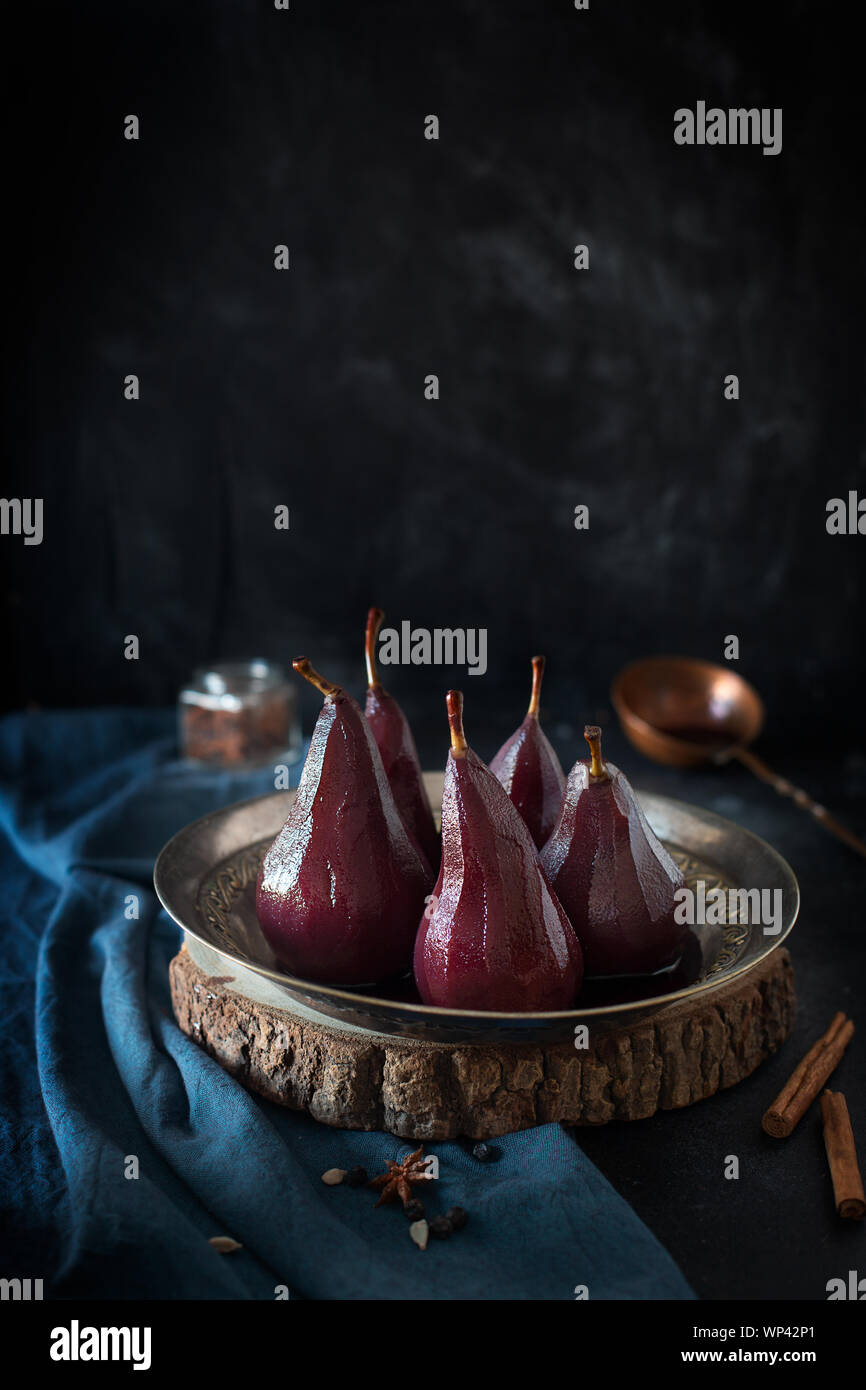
<box><xmin>540</xmin><ymin>760</ymin><xmax>687</xmax><ymax>977</ymax></box>
<box><xmin>256</xmin><ymin>690</ymin><xmax>431</xmax><ymax>985</ymax></box>
<box><xmin>414</xmin><ymin>747</ymin><xmax>583</xmax><ymax>1011</ymax></box>
<box><xmin>365</xmin><ymin>685</ymin><xmax>440</xmax><ymax>870</ymax></box>
<box><xmin>490</xmin><ymin>716</ymin><xmax>565</xmax><ymax>849</ymax></box>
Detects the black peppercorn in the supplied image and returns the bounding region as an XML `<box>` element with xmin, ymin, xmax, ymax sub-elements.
<box><xmin>345</xmin><ymin>1166</ymin><xmax>368</xmax><ymax>1187</ymax></box>
<box><xmin>429</xmin><ymin>1216</ymin><xmax>452</xmax><ymax>1239</ymax></box>
<box><xmin>472</xmin><ymin>1141</ymin><xmax>496</xmax><ymax>1162</ymax></box>
<box><xmin>446</xmin><ymin>1205</ymin><xmax>468</xmax><ymax>1231</ymax></box>
<box><xmin>404</xmin><ymin>1198</ymin><xmax>426</xmax><ymax>1220</ymax></box>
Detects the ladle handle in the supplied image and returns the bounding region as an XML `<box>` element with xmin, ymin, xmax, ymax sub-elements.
<box><xmin>732</xmin><ymin>747</ymin><xmax>866</xmax><ymax>861</ymax></box>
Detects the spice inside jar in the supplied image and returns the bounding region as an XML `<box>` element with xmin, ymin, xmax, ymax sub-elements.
<box><xmin>179</xmin><ymin>661</ymin><xmax>299</xmax><ymax>767</ymax></box>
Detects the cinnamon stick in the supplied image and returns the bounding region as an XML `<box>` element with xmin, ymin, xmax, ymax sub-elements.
<box><xmin>820</xmin><ymin>1091</ymin><xmax>865</xmax><ymax>1220</ymax></box>
<box><xmin>762</xmin><ymin>1012</ymin><xmax>854</xmax><ymax>1138</ymax></box>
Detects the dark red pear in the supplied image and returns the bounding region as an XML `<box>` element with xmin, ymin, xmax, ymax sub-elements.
<box><xmin>540</xmin><ymin>725</ymin><xmax>688</xmax><ymax>977</ymax></box>
<box><xmin>489</xmin><ymin>655</ymin><xmax>565</xmax><ymax>848</ymax></box>
<box><xmin>363</xmin><ymin>606</ymin><xmax>439</xmax><ymax>871</ymax></box>
<box><xmin>256</xmin><ymin>657</ymin><xmax>431</xmax><ymax>985</ymax></box>
<box><xmin>413</xmin><ymin>691</ymin><xmax>583</xmax><ymax>1012</ymax></box>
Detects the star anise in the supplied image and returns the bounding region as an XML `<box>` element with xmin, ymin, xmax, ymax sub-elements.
<box><xmin>367</xmin><ymin>1146</ymin><xmax>433</xmax><ymax>1208</ymax></box>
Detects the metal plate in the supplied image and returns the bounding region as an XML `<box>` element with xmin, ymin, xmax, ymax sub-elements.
<box><xmin>154</xmin><ymin>775</ymin><xmax>799</xmax><ymax>1044</ymax></box>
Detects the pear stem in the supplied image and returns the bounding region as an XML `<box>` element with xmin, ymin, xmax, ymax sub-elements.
<box><xmin>446</xmin><ymin>690</ymin><xmax>468</xmax><ymax>757</ymax></box>
<box><xmin>365</xmin><ymin>607</ymin><xmax>384</xmax><ymax>689</ymax></box>
<box><xmin>527</xmin><ymin>654</ymin><xmax>545</xmax><ymax>718</ymax></box>
<box><xmin>584</xmin><ymin>724</ymin><xmax>608</xmax><ymax>780</ymax></box>
<box><xmin>293</xmin><ymin>657</ymin><xmax>342</xmax><ymax>699</ymax></box>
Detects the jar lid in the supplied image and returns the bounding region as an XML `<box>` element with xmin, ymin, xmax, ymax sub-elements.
<box><xmin>180</xmin><ymin>660</ymin><xmax>289</xmax><ymax>710</ymax></box>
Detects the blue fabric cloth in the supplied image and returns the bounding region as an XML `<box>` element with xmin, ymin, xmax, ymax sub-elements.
<box><xmin>0</xmin><ymin>709</ymin><xmax>694</xmax><ymax>1300</ymax></box>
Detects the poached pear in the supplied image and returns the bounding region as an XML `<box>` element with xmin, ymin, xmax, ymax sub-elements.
<box><xmin>256</xmin><ymin>657</ymin><xmax>431</xmax><ymax>985</ymax></box>
<box><xmin>364</xmin><ymin>606</ymin><xmax>439</xmax><ymax>871</ymax></box>
<box><xmin>540</xmin><ymin>725</ymin><xmax>687</xmax><ymax>977</ymax></box>
<box><xmin>489</xmin><ymin>655</ymin><xmax>566</xmax><ymax>848</ymax></box>
<box><xmin>413</xmin><ymin>691</ymin><xmax>583</xmax><ymax>1011</ymax></box>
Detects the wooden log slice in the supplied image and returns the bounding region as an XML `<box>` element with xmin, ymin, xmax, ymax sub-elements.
<box><xmin>169</xmin><ymin>945</ymin><xmax>795</xmax><ymax>1139</ymax></box>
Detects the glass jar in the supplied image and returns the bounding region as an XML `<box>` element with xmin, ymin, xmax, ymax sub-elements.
<box><xmin>178</xmin><ymin>660</ymin><xmax>301</xmax><ymax>767</ymax></box>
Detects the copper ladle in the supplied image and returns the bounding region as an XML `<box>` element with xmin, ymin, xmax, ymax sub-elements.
<box><xmin>611</xmin><ymin>655</ymin><xmax>866</xmax><ymax>860</ymax></box>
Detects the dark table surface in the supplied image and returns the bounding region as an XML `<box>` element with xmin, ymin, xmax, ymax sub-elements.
<box><xmin>9</xmin><ymin>703</ymin><xmax>863</xmax><ymax>1300</ymax></box>
<box><xmin>532</xmin><ymin>727</ymin><xmax>864</xmax><ymax>1301</ymax></box>
<box><xmin>409</xmin><ymin>713</ymin><xmax>866</xmax><ymax>1301</ymax></box>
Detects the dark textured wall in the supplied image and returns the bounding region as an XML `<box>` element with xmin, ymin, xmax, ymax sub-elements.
<box><xmin>4</xmin><ymin>0</ymin><xmax>864</xmax><ymax>760</ymax></box>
